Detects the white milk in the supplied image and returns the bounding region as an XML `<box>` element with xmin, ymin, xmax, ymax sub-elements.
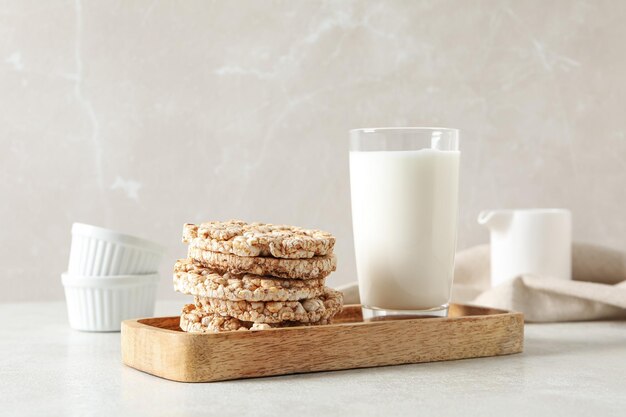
<box><xmin>349</xmin><ymin>149</ymin><xmax>460</xmax><ymax>311</ymax></box>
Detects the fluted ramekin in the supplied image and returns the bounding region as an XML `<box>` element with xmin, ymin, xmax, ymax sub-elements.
<box><xmin>68</xmin><ymin>223</ymin><xmax>165</xmax><ymax>276</ymax></box>
<box><xmin>62</xmin><ymin>273</ymin><xmax>159</xmax><ymax>332</ymax></box>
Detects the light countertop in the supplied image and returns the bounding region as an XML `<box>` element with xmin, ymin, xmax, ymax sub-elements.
<box><xmin>1</xmin><ymin>301</ymin><xmax>625</xmax><ymax>417</ymax></box>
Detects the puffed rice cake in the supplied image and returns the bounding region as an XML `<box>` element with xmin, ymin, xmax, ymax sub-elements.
<box><xmin>194</xmin><ymin>287</ymin><xmax>343</xmax><ymax>324</ymax></box>
<box><xmin>187</xmin><ymin>245</ymin><xmax>336</xmax><ymax>280</ymax></box>
<box><xmin>180</xmin><ymin>304</ymin><xmax>331</xmax><ymax>333</ymax></box>
<box><xmin>182</xmin><ymin>220</ymin><xmax>335</xmax><ymax>259</ymax></box>
<box><xmin>173</xmin><ymin>258</ymin><xmax>325</xmax><ymax>302</ymax></box>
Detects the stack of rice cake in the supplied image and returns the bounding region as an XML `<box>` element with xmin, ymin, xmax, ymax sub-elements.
<box><xmin>174</xmin><ymin>220</ymin><xmax>343</xmax><ymax>332</ymax></box>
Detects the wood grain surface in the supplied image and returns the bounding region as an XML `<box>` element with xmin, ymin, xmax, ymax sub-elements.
<box><xmin>121</xmin><ymin>304</ymin><xmax>524</xmax><ymax>382</ymax></box>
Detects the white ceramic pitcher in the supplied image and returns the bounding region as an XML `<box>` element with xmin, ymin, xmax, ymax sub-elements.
<box><xmin>477</xmin><ymin>209</ymin><xmax>572</xmax><ymax>287</ymax></box>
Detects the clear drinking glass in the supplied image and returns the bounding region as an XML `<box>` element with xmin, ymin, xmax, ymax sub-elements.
<box><xmin>349</xmin><ymin>127</ymin><xmax>460</xmax><ymax>319</ymax></box>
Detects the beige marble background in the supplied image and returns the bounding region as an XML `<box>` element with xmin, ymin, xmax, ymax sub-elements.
<box><xmin>1</xmin><ymin>0</ymin><xmax>625</xmax><ymax>302</ymax></box>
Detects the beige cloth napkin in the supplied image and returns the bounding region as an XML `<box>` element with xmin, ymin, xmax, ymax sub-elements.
<box><xmin>337</xmin><ymin>242</ymin><xmax>626</xmax><ymax>322</ymax></box>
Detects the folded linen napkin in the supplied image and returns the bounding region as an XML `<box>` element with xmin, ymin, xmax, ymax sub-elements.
<box><xmin>337</xmin><ymin>242</ymin><xmax>626</xmax><ymax>322</ymax></box>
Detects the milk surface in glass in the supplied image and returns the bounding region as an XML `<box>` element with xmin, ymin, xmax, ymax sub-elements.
<box><xmin>349</xmin><ymin>129</ymin><xmax>459</xmax><ymax>316</ymax></box>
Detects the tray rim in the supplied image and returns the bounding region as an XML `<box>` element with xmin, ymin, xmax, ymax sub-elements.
<box><xmin>122</xmin><ymin>303</ymin><xmax>524</xmax><ymax>336</ymax></box>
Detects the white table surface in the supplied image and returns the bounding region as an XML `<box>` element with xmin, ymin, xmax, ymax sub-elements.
<box><xmin>1</xmin><ymin>301</ymin><xmax>625</xmax><ymax>417</ymax></box>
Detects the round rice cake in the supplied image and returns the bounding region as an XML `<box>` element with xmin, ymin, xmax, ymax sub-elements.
<box><xmin>180</xmin><ymin>304</ymin><xmax>332</xmax><ymax>333</ymax></box>
<box><xmin>187</xmin><ymin>246</ymin><xmax>336</xmax><ymax>280</ymax></box>
<box><xmin>173</xmin><ymin>258</ymin><xmax>325</xmax><ymax>302</ymax></box>
<box><xmin>182</xmin><ymin>220</ymin><xmax>335</xmax><ymax>259</ymax></box>
<box><xmin>194</xmin><ymin>287</ymin><xmax>343</xmax><ymax>324</ymax></box>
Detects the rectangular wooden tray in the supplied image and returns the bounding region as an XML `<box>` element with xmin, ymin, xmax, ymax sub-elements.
<box><xmin>122</xmin><ymin>304</ymin><xmax>523</xmax><ymax>382</ymax></box>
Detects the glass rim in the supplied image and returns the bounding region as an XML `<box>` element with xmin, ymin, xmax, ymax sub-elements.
<box><xmin>349</xmin><ymin>126</ymin><xmax>459</xmax><ymax>135</ymax></box>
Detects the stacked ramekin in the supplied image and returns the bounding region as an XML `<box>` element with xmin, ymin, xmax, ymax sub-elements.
<box><xmin>62</xmin><ymin>223</ymin><xmax>165</xmax><ymax>332</ymax></box>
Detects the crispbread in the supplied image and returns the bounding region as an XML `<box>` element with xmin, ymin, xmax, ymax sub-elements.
<box><xmin>173</xmin><ymin>258</ymin><xmax>325</xmax><ymax>302</ymax></box>
<box><xmin>180</xmin><ymin>304</ymin><xmax>331</xmax><ymax>333</ymax></box>
<box><xmin>187</xmin><ymin>246</ymin><xmax>336</xmax><ymax>280</ymax></box>
<box><xmin>194</xmin><ymin>287</ymin><xmax>343</xmax><ymax>324</ymax></box>
<box><xmin>182</xmin><ymin>220</ymin><xmax>335</xmax><ymax>259</ymax></box>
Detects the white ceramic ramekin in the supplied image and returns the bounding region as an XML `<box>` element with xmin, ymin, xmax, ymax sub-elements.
<box><xmin>68</xmin><ymin>223</ymin><xmax>165</xmax><ymax>276</ymax></box>
<box><xmin>62</xmin><ymin>273</ymin><xmax>159</xmax><ymax>332</ymax></box>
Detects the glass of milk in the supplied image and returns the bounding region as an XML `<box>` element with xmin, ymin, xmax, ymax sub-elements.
<box><xmin>349</xmin><ymin>127</ymin><xmax>460</xmax><ymax>319</ymax></box>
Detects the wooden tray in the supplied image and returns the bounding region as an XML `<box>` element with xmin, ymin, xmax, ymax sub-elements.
<box><xmin>121</xmin><ymin>304</ymin><xmax>523</xmax><ymax>382</ymax></box>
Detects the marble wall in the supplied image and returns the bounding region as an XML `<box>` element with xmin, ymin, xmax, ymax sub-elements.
<box><xmin>2</xmin><ymin>0</ymin><xmax>625</xmax><ymax>302</ymax></box>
